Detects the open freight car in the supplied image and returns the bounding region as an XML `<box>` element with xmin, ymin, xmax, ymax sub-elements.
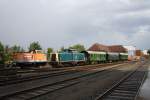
<box><xmin>49</xmin><ymin>49</ymin><xmax>85</xmax><ymax>67</ymax></box>
<box><xmin>13</xmin><ymin>50</ymin><xmax>47</xmax><ymax>67</ymax></box>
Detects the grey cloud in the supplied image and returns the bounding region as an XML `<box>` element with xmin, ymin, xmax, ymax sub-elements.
<box><xmin>0</xmin><ymin>0</ymin><xmax>150</xmax><ymax>50</ymax></box>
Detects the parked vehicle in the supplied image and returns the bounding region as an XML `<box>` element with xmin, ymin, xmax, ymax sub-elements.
<box><xmin>12</xmin><ymin>49</ymin><xmax>128</xmax><ymax>68</ymax></box>
<box><xmin>50</xmin><ymin>49</ymin><xmax>128</xmax><ymax>67</ymax></box>
<box><xmin>119</xmin><ymin>53</ymin><xmax>128</xmax><ymax>61</ymax></box>
<box><xmin>49</xmin><ymin>49</ymin><xmax>85</xmax><ymax>66</ymax></box>
<box><xmin>107</xmin><ymin>52</ymin><xmax>120</xmax><ymax>62</ymax></box>
<box><xmin>81</xmin><ymin>51</ymin><xmax>107</xmax><ymax>64</ymax></box>
<box><xmin>13</xmin><ymin>50</ymin><xmax>47</xmax><ymax>67</ymax></box>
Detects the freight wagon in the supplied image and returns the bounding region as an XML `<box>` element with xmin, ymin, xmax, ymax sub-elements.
<box><xmin>13</xmin><ymin>50</ymin><xmax>47</xmax><ymax>67</ymax></box>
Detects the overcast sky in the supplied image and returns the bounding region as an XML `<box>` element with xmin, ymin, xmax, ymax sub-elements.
<box><xmin>0</xmin><ymin>0</ymin><xmax>150</xmax><ymax>50</ymax></box>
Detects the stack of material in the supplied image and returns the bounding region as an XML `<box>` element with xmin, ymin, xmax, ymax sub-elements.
<box><xmin>136</xmin><ymin>50</ymin><xmax>142</xmax><ymax>56</ymax></box>
<box><xmin>88</xmin><ymin>43</ymin><xmax>127</xmax><ymax>53</ymax></box>
<box><xmin>135</xmin><ymin>50</ymin><xmax>144</xmax><ymax>60</ymax></box>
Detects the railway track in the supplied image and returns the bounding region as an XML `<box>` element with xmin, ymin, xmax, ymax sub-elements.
<box><xmin>95</xmin><ymin>62</ymin><xmax>148</xmax><ymax>100</ymax></box>
<box><xmin>0</xmin><ymin>62</ymin><xmax>130</xmax><ymax>86</ymax></box>
<box><xmin>17</xmin><ymin>61</ymin><xmax>128</xmax><ymax>73</ymax></box>
<box><xmin>0</xmin><ymin>68</ymin><xmax>18</xmax><ymax>82</ymax></box>
<box><xmin>0</xmin><ymin>68</ymin><xmax>80</xmax><ymax>86</ymax></box>
<box><xmin>0</xmin><ymin>62</ymin><xmax>136</xmax><ymax>100</ymax></box>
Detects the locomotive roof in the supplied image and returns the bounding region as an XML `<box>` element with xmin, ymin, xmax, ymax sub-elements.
<box><xmin>13</xmin><ymin>50</ymin><xmax>43</xmax><ymax>53</ymax></box>
<box><xmin>61</xmin><ymin>49</ymin><xmax>78</xmax><ymax>53</ymax></box>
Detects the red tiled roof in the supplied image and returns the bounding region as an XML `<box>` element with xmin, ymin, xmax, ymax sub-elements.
<box><xmin>88</xmin><ymin>43</ymin><xmax>109</xmax><ymax>52</ymax></box>
<box><xmin>108</xmin><ymin>45</ymin><xmax>127</xmax><ymax>53</ymax></box>
<box><xmin>88</xmin><ymin>43</ymin><xmax>127</xmax><ymax>53</ymax></box>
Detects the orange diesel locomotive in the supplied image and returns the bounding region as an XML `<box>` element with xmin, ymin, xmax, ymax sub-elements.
<box><xmin>13</xmin><ymin>50</ymin><xmax>47</xmax><ymax>67</ymax></box>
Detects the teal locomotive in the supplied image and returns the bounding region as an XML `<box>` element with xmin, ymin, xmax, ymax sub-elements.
<box><xmin>50</xmin><ymin>49</ymin><xmax>85</xmax><ymax>66</ymax></box>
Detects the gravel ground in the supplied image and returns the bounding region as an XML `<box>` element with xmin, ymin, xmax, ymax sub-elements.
<box><xmin>0</xmin><ymin>63</ymin><xmax>132</xmax><ymax>97</ymax></box>
<box><xmin>32</xmin><ymin>62</ymin><xmax>140</xmax><ymax>100</ymax></box>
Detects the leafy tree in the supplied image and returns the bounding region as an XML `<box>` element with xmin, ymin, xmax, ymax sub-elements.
<box><xmin>47</xmin><ymin>48</ymin><xmax>53</xmax><ymax>54</ymax></box>
<box><xmin>147</xmin><ymin>49</ymin><xmax>150</xmax><ymax>55</ymax></box>
<box><xmin>4</xmin><ymin>45</ymin><xmax>12</xmax><ymax>63</ymax></box>
<box><xmin>11</xmin><ymin>45</ymin><xmax>21</xmax><ymax>52</ymax></box>
<box><xmin>20</xmin><ymin>48</ymin><xmax>25</xmax><ymax>52</ymax></box>
<box><xmin>47</xmin><ymin>48</ymin><xmax>53</xmax><ymax>59</ymax></box>
<box><xmin>60</xmin><ymin>46</ymin><xmax>65</xmax><ymax>52</ymax></box>
<box><xmin>28</xmin><ymin>41</ymin><xmax>42</xmax><ymax>51</ymax></box>
<box><xmin>4</xmin><ymin>45</ymin><xmax>24</xmax><ymax>65</ymax></box>
<box><xmin>5</xmin><ymin>45</ymin><xmax>10</xmax><ymax>53</ymax></box>
<box><xmin>0</xmin><ymin>43</ymin><xmax>24</xmax><ymax>64</ymax></box>
<box><xmin>69</xmin><ymin>44</ymin><xmax>85</xmax><ymax>52</ymax></box>
<box><xmin>0</xmin><ymin>42</ymin><xmax>4</xmax><ymax>53</ymax></box>
<box><xmin>0</xmin><ymin>42</ymin><xmax>4</xmax><ymax>64</ymax></box>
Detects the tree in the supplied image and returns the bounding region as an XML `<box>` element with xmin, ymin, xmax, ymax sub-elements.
<box><xmin>11</xmin><ymin>45</ymin><xmax>21</xmax><ymax>52</ymax></box>
<box><xmin>47</xmin><ymin>48</ymin><xmax>53</xmax><ymax>54</ymax></box>
<box><xmin>4</xmin><ymin>45</ymin><xmax>12</xmax><ymax>63</ymax></box>
<box><xmin>5</xmin><ymin>45</ymin><xmax>10</xmax><ymax>53</ymax></box>
<box><xmin>60</xmin><ymin>46</ymin><xmax>65</xmax><ymax>52</ymax></box>
<box><xmin>0</xmin><ymin>43</ymin><xmax>24</xmax><ymax>64</ymax></box>
<box><xmin>69</xmin><ymin>44</ymin><xmax>85</xmax><ymax>52</ymax></box>
<box><xmin>20</xmin><ymin>48</ymin><xmax>25</xmax><ymax>52</ymax></box>
<box><xmin>0</xmin><ymin>42</ymin><xmax>4</xmax><ymax>53</ymax></box>
<box><xmin>47</xmin><ymin>48</ymin><xmax>53</xmax><ymax>59</ymax></box>
<box><xmin>0</xmin><ymin>42</ymin><xmax>4</xmax><ymax>64</ymax></box>
<box><xmin>28</xmin><ymin>41</ymin><xmax>42</xmax><ymax>51</ymax></box>
<box><xmin>147</xmin><ymin>49</ymin><xmax>150</xmax><ymax>55</ymax></box>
